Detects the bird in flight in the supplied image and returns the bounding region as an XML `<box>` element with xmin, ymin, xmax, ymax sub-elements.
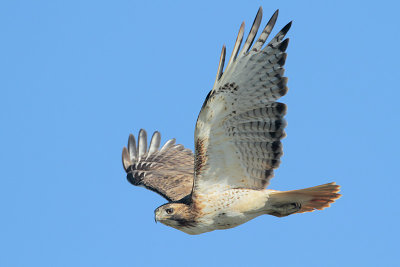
<box><xmin>122</xmin><ymin>7</ymin><xmax>341</xmax><ymax>235</ymax></box>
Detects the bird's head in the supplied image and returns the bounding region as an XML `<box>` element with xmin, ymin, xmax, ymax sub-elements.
<box><xmin>154</xmin><ymin>203</ymin><xmax>196</xmax><ymax>229</ymax></box>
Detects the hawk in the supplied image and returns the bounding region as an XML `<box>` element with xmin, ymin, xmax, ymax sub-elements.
<box><xmin>122</xmin><ymin>7</ymin><xmax>341</xmax><ymax>235</ymax></box>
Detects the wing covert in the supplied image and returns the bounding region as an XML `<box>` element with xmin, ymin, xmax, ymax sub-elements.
<box><xmin>122</xmin><ymin>129</ymin><xmax>194</xmax><ymax>202</ymax></box>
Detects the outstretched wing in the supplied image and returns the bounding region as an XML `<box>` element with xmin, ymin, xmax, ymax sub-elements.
<box><xmin>194</xmin><ymin>8</ymin><xmax>291</xmax><ymax>194</ymax></box>
<box><xmin>122</xmin><ymin>129</ymin><xmax>194</xmax><ymax>202</ymax></box>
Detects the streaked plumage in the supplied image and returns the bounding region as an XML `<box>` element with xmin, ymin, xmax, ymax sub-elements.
<box><xmin>122</xmin><ymin>7</ymin><xmax>341</xmax><ymax>235</ymax></box>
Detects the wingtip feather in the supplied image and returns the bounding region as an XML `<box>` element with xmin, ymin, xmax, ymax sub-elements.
<box><xmin>279</xmin><ymin>38</ymin><xmax>289</xmax><ymax>52</ymax></box>
<box><xmin>122</xmin><ymin>146</ymin><xmax>131</xmax><ymax>172</ymax></box>
<box><xmin>128</xmin><ymin>133</ymin><xmax>137</xmax><ymax>161</ymax></box>
<box><xmin>214</xmin><ymin>44</ymin><xmax>226</xmax><ymax>84</ymax></box>
<box><xmin>281</xmin><ymin>21</ymin><xmax>292</xmax><ymax>36</ymax></box>
<box><xmin>253</xmin><ymin>9</ymin><xmax>279</xmax><ymax>51</ymax></box>
<box><xmin>160</xmin><ymin>138</ymin><xmax>176</xmax><ymax>152</ymax></box>
<box><xmin>148</xmin><ymin>131</ymin><xmax>161</xmax><ymax>156</ymax></box>
<box><xmin>239</xmin><ymin>7</ymin><xmax>263</xmax><ymax>56</ymax></box>
<box><xmin>138</xmin><ymin>129</ymin><xmax>148</xmax><ymax>159</ymax></box>
<box><xmin>226</xmin><ymin>21</ymin><xmax>245</xmax><ymax>68</ymax></box>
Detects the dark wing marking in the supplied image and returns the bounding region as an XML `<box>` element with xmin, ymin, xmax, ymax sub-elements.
<box><xmin>122</xmin><ymin>129</ymin><xmax>194</xmax><ymax>202</ymax></box>
<box><xmin>193</xmin><ymin>8</ymin><xmax>291</xmax><ymax>194</ymax></box>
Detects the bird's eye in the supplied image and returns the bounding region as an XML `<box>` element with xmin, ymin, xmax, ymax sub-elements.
<box><xmin>165</xmin><ymin>208</ymin><xmax>174</xmax><ymax>214</ymax></box>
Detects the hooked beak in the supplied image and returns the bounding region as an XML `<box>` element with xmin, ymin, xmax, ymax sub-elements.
<box><xmin>154</xmin><ymin>209</ymin><xmax>159</xmax><ymax>224</ymax></box>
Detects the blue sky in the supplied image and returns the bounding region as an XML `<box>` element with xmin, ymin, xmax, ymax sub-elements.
<box><xmin>1</xmin><ymin>0</ymin><xmax>399</xmax><ymax>266</ymax></box>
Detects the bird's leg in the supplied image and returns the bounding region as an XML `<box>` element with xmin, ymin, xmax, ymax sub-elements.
<box><xmin>268</xmin><ymin>202</ymin><xmax>302</xmax><ymax>217</ymax></box>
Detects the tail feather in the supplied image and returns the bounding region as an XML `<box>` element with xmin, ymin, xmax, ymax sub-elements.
<box><xmin>269</xmin><ymin>182</ymin><xmax>341</xmax><ymax>215</ymax></box>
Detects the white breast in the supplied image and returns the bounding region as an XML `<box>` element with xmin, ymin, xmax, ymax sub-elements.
<box><xmin>196</xmin><ymin>189</ymin><xmax>270</xmax><ymax>230</ymax></box>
